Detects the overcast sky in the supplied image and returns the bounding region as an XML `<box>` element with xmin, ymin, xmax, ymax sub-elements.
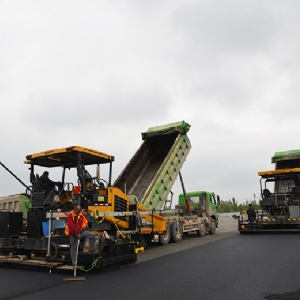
<box><xmin>1</xmin><ymin>1</ymin><xmax>299</xmax><ymax>204</ymax></box>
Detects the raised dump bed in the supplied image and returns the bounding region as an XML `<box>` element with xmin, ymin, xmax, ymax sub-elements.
<box><xmin>114</xmin><ymin>121</ymin><xmax>191</xmax><ymax>210</ymax></box>
<box><xmin>272</xmin><ymin>149</ymin><xmax>300</xmax><ymax>169</ymax></box>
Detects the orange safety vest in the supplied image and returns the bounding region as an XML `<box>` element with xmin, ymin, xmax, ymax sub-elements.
<box><xmin>65</xmin><ymin>211</ymin><xmax>88</xmax><ymax>236</ymax></box>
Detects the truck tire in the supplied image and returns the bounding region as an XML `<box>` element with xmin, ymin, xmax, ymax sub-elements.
<box><xmin>196</xmin><ymin>220</ymin><xmax>205</xmax><ymax>237</ymax></box>
<box><xmin>209</xmin><ymin>218</ymin><xmax>216</xmax><ymax>235</ymax></box>
<box><xmin>159</xmin><ymin>224</ymin><xmax>171</xmax><ymax>245</ymax></box>
<box><xmin>170</xmin><ymin>222</ymin><xmax>182</xmax><ymax>243</ymax></box>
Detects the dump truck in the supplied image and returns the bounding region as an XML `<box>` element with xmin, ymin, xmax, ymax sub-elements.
<box><xmin>111</xmin><ymin>121</ymin><xmax>220</xmax><ymax>245</ymax></box>
<box><xmin>237</xmin><ymin>149</ymin><xmax>300</xmax><ymax>233</ymax></box>
<box><xmin>111</xmin><ymin>120</ymin><xmax>192</xmax><ymax>246</ymax></box>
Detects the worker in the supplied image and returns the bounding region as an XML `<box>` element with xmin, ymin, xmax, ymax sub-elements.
<box><xmin>85</xmin><ymin>177</ymin><xmax>105</xmax><ymax>194</ymax></box>
<box><xmin>84</xmin><ymin>179</ymin><xmax>96</xmax><ymax>208</ymax></box>
<box><xmin>65</xmin><ymin>205</ymin><xmax>96</xmax><ymax>265</ymax></box>
<box><xmin>85</xmin><ymin>179</ymin><xmax>94</xmax><ymax>192</ymax></box>
<box><xmin>39</xmin><ymin>171</ymin><xmax>59</xmax><ymax>194</ymax></box>
<box><xmin>247</xmin><ymin>204</ymin><xmax>256</xmax><ymax>230</ymax></box>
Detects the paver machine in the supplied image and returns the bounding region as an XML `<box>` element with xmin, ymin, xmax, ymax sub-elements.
<box><xmin>0</xmin><ymin>146</ymin><xmax>139</xmax><ymax>271</ymax></box>
<box><xmin>237</xmin><ymin>149</ymin><xmax>300</xmax><ymax>232</ymax></box>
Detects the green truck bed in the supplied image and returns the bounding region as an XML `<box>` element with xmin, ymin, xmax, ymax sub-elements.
<box><xmin>272</xmin><ymin>149</ymin><xmax>300</xmax><ymax>169</ymax></box>
<box><xmin>114</xmin><ymin>121</ymin><xmax>191</xmax><ymax>210</ymax></box>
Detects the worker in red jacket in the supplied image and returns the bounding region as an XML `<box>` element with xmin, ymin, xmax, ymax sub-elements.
<box><xmin>65</xmin><ymin>205</ymin><xmax>96</xmax><ymax>265</ymax></box>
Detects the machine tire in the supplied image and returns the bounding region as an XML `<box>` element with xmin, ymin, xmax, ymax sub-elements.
<box><xmin>209</xmin><ymin>218</ymin><xmax>216</xmax><ymax>235</ymax></box>
<box><xmin>196</xmin><ymin>220</ymin><xmax>205</xmax><ymax>237</ymax></box>
<box><xmin>170</xmin><ymin>221</ymin><xmax>182</xmax><ymax>243</ymax></box>
<box><xmin>159</xmin><ymin>224</ymin><xmax>171</xmax><ymax>246</ymax></box>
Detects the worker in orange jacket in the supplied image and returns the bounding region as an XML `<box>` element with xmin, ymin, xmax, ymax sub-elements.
<box><xmin>65</xmin><ymin>205</ymin><xmax>96</xmax><ymax>265</ymax></box>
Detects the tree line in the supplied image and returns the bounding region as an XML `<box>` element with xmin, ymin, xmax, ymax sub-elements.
<box><xmin>218</xmin><ymin>197</ymin><xmax>261</xmax><ymax>213</ymax></box>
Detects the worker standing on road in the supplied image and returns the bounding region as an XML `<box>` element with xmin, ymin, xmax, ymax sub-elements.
<box><xmin>247</xmin><ymin>204</ymin><xmax>256</xmax><ymax>230</ymax></box>
<box><xmin>65</xmin><ymin>205</ymin><xmax>96</xmax><ymax>265</ymax></box>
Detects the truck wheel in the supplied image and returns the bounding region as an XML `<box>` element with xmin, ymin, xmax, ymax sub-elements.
<box><xmin>209</xmin><ymin>218</ymin><xmax>216</xmax><ymax>235</ymax></box>
<box><xmin>159</xmin><ymin>224</ymin><xmax>171</xmax><ymax>245</ymax></box>
<box><xmin>170</xmin><ymin>222</ymin><xmax>182</xmax><ymax>243</ymax></box>
<box><xmin>196</xmin><ymin>220</ymin><xmax>205</xmax><ymax>237</ymax></box>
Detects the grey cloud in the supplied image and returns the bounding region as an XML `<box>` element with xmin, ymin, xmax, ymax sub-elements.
<box><xmin>171</xmin><ymin>2</ymin><xmax>287</xmax><ymax>55</ymax></box>
<box><xmin>18</xmin><ymin>81</ymin><xmax>173</xmax><ymax>131</ymax></box>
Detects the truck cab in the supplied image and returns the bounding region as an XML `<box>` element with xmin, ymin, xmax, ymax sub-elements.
<box><xmin>177</xmin><ymin>191</ymin><xmax>220</xmax><ymax>234</ymax></box>
<box><xmin>178</xmin><ymin>191</ymin><xmax>220</xmax><ymax>214</ymax></box>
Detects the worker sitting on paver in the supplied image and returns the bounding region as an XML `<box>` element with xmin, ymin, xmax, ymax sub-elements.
<box><xmin>85</xmin><ymin>179</ymin><xmax>95</xmax><ymax>193</ymax></box>
<box><xmin>39</xmin><ymin>171</ymin><xmax>59</xmax><ymax>194</ymax></box>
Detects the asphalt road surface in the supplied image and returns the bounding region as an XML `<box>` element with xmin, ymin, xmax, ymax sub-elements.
<box><xmin>1</xmin><ymin>217</ymin><xmax>300</xmax><ymax>300</ymax></box>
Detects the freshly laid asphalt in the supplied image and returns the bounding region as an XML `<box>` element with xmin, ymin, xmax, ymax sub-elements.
<box><xmin>1</xmin><ymin>218</ymin><xmax>300</xmax><ymax>300</ymax></box>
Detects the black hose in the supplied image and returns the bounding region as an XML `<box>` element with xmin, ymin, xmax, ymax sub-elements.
<box><xmin>51</xmin><ymin>242</ymin><xmax>58</xmax><ymax>259</ymax></box>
